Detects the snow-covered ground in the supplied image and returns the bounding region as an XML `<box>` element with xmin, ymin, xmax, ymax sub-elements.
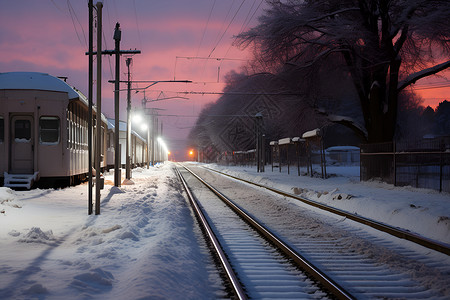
<box><xmin>0</xmin><ymin>162</ymin><xmax>449</xmax><ymax>299</ymax></box>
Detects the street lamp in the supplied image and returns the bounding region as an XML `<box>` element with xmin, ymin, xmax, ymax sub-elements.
<box><xmin>140</xmin><ymin>123</ymin><xmax>148</xmax><ymax>131</ymax></box>
<box><xmin>132</xmin><ymin>112</ymin><xmax>143</xmax><ymax>124</ymax></box>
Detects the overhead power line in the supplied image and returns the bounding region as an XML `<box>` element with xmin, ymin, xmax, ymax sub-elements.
<box><xmin>196</xmin><ymin>0</ymin><xmax>217</xmax><ymax>57</ymax></box>
<box><xmin>176</xmin><ymin>56</ymin><xmax>247</xmax><ymax>61</ymax></box>
<box><xmin>178</xmin><ymin>91</ymin><xmax>305</xmax><ymax>96</ymax></box>
<box><xmin>208</xmin><ymin>0</ymin><xmax>247</xmax><ymax>58</ymax></box>
<box><xmin>412</xmin><ymin>82</ymin><xmax>450</xmax><ymax>90</ymax></box>
<box><xmin>132</xmin><ymin>0</ymin><xmax>143</xmax><ymax>49</ymax></box>
<box><xmin>66</xmin><ymin>0</ymin><xmax>87</xmax><ymax>46</ymax></box>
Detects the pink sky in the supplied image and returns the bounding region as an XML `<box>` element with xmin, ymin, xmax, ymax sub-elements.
<box><xmin>0</xmin><ymin>0</ymin><xmax>261</xmax><ymax>160</ymax></box>
<box><xmin>1</xmin><ymin>1</ymin><xmax>448</xmax><ymax>160</ymax></box>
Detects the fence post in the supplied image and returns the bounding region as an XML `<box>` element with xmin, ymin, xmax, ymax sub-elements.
<box><xmin>393</xmin><ymin>142</ymin><xmax>396</xmax><ymax>186</ymax></box>
<box><xmin>287</xmin><ymin>145</ymin><xmax>290</xmax><ymax>175</ymax></box>
<box><xmin>296</xmin><ymin>142</ymin><xmax>300</xmax><ymax>176</ymax></box>
<box><xmin>440</xmin><ymin>140</ymin><xmax>443</xmax><ymax>193</ymax></box>
<box><xmin>360</xmin><ymin>147</ymin><xmax>362</xmax><ymax>182</ymax></box>
<box><xmin>279</xmin><ymin>145</ymin><xmax>282</xmax><ymax>173</ymax></box>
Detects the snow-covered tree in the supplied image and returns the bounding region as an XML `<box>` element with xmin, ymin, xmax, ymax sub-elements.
<box><xmin>435</xmin><ymin>100</ymin><xmax>450</xmax><ymax>136</ymax></box>
<box><xmin>237</xmin><ymin>0</ymin><xmax>450</xmax><ymax>143</ymax></box>
<box><xmin>188</xmin><ymin>71</ymin><xmax>327</xmax><ymax>156</ymax></box>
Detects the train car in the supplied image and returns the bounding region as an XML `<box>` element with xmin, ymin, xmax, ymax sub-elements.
<box><xmin>131</xmin><ymin>125</ymin><xmax>147</xmax><ymax>168</ymax></box>
<box><xmin>106</xmin><ymin>118</ymin><xmax>148</xmax><ymax>170</ymax></box>
<box><xmin>0</xmin><ymin>72</ymin><xmax>108</xmax><ymax>188</ymax></box>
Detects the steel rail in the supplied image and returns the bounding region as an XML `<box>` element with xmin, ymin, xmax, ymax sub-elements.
<box><xmin>174</xmin><ymin>166</ymin><xmax>248</xmax><ymax>300</ymax></box>
<box><xmin>183</xmin><ymin>164</ymin><xmax>355</xmax><ymax>300</ymax></box>
<box><xmin>203</xmin><ymin>166</ymin><xmax>450</xmax><ymax>256</ymax></box>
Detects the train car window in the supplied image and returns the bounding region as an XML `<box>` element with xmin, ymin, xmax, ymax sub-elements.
<box><xmin>67</xmin><ymin>110</ymin><xmax>71</xmax><ymax>149</ymax></box>
<box><xmin>75</xmin><ymin>104</ymin><xmax>79</xmax><ymax>150</ymax></box>
<box><xmin>101</xmin><ymin>125</ymin><xmax>105</xmax><ymax>154</ymax></box>
<box><xmin>40</xmin><ymin>116</ymin><xmax>60</xmax><ymax>144</ymax></box>
<box><xmin>15</xmin><ymin>120</ymin><xmax>31</xmax><ymax>141</ymax></box>
<box><xmin>0</xmin><ymin>117</ymin><xmax>4</xmax><ymax>143</ymax></box>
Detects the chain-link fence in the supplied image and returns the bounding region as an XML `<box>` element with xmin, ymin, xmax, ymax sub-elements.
<box><xmin>360</xmin><ymin>137</ymin><xmax>450</xmax><ymax>192</ymax></box>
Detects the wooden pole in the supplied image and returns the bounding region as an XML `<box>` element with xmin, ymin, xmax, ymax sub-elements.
<box><xmin>95</xmin><ymin>1</ymin><xmax>102</xmax><ymax>215</ymax></box>
<box><xmin>125</xmin><ymin>58</ymin><xmax>132</xmax><ymax>179</ymax></box>
<box><xmin>114</xmin><ymin>22</ymin><xmax>121</xmax><ymax>186</ymax></box>
<box><xmin>87</xmin><ymin>0</ymin><xmax>93</xmax><ymax>215</ymax></box>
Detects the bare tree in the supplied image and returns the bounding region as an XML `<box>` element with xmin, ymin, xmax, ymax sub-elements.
<box><xmin>188</xmin><ymin>71</ymin><xmax>325</xmax><ymax>156</ymax></box>
<box><xmin>237</xmin><ymin>0</ymin><xmax>450</xmax><ymax>143</ymax></box>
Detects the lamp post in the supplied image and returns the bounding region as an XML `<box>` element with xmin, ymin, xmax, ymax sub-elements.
<box><xmin>108</xmin><ymin>79</ymin><xmax>191</xmax><ymax>170</ymax></box>
<box><xmin>135</xmin><ymin>82</ymin><xmax>189</xmax><ymax>166</ymax></box>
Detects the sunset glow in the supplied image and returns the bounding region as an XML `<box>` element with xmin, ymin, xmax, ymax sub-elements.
<box><xmin>0</xmin><ymin>1</ymin><xmax>448</xmax><ymax>160</ymax></box>
<box><xmin>0</xmin><ymin>0</ymin><xmax>259</xmax><ymax>160</ymax></box>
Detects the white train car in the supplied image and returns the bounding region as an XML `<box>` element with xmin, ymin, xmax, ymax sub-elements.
<box><xmin>0</xmin><ymin>72</ymin><xmax>108</xmax><ymax>188</ymax></box>
<box><xmin>131</xmin><ymin>125</ymin><xmax>147</xmax><ymax>167</ymax></box>
<box><xmin>106</xmin><ymin>118</ymin><xmax>148</xmax><ymax>170</ymax></box>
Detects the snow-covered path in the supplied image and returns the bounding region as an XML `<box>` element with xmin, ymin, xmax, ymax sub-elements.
<box><xmin>0</xmin><ymin>166</ymin><xmax>223</xmax><ymax>299</ymax></box>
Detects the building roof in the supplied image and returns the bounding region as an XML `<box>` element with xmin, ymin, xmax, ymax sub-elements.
<box><xmin>0</xmin><ymin>72</ymin><xmax>79</xmax><ymax>99</ymax></box>
<box><xmin>107</xmin><ymin>118</ymin><xmax>147</xmax><ymax>142</ymax></box>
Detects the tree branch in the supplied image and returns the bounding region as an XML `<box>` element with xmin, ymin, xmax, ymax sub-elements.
<box><xmin>306</xmin><ymin>7</ymin><xmax>361</xmax><ymax>24</ymax></box>
<box><xmin>397</xmin><ymin>60</ymin><xmax>450</xmax><ymax>91</ymax></box>
<box><xmin>316</xmin><ymin>109</ymin><xmax>368</xmax><ymax>141</ymax></box>
<box><xmin>393</xmin><ymin>25</ymin><xmax>409</xmax><ymax>53</ymax></box>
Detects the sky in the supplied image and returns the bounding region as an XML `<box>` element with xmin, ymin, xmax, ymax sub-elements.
<box><xmin>0</xmin><ymin>0</ymin><xmax>264</xmax><ymax>161</ymax></box>
<box><xmin>0</xmin><ymin>0</ymin><xmax>448</xmax><ymax>161</ymax></box>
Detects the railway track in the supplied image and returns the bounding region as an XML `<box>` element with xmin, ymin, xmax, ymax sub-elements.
<box><xmin>176</xmin><ymin>163</ymin><xmax>450</xmax><ymax>299</ymax></box>
<box><xmin>175</xmin><ymin>165</ymin><xmax>349</xmax><ymax>299</ymax></box>
<box><xmin>203</xmin><ymin>166</ymin><xmax>450</xmax><ymax>256</ymax></box>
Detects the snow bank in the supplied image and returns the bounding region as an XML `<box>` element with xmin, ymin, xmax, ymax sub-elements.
<box><xmin>0</xmin><ymin>165</ymin><xmax>223</xmax><ymax>299</ymax></box>
<box><xmin>1</xmin><ymin>162</ymin><xmax>449</xmax><ymax>299</ymax></box>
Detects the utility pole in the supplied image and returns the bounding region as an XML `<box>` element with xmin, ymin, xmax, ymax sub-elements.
<box><xmin>87</xmin><ymin>0</ymin><xmax>93</xmax><ymax>215</ymax></box>
<box><xmin>113</xmin><ymin>23</ymin><xmax>121</xmax><ymax>187</ymax></box>
<box><xmin>86</xmin><ymin>31</ymin><xmax>140</xmax><ymax>187</ymax></box>
<box><xmin>142</xmin><ymin>92</ymin><xmax>151</xmax><ymax>169</ymax></box>
<box><xmin>147</xmin><ymin>120</ymin><xmax>150</xmax><ymax>169</ymax></box>
<box><xmin>95</xmin><ymin>1</ymin><xmax>102</xmax><ymax>215</ymax></box>
<box><xmin>153</xmin><ymin>112</ymin><xmax>157</xmax><ymax>165</ymax></box>
<box><xmin>160</xmin><ymin>122</ymin><xmax>164</xmax><ymax>162</ymax></box>
<box><xmin>126</xmin><ymin>57</ymin><xmax>132</xmax><ymax>179</ymax></box>
<box><xmin>108</xmin><ymin>79</ymin><xmax>190</xmax><ymax>168</ymax></box>
<box><xmin>255</xmin><ymin>113</ymin><xmax>264</xmax><ymax>173</ymax></box>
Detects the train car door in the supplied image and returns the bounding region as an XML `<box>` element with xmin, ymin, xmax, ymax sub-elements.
<box><xmin>10</xmin><ymin>115</ymin><xmax>34</xmax><ymax>174</ymax></box>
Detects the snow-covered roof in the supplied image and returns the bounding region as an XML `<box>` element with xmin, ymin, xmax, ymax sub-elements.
<box><xmin>0</xmin><ymin>72</ymin><xmax>79</xmax><ymax>99</ymax></box>
<box><xmin>72</xmin><ymin>87</ymin><xmax>89</xmax><ymax>107</ymax></box>
<box><xmin>107</xmin><ymin>118</ymin><xmax>146</xmax><ymax>142</ymax></box>
<box><xmin>302</xmin><ymin>128</ymin><xmax>321</xmax><ymax>138</ymax></box>
<box><xmin>292</xmin><ymin>137</ymin><xmax>305</xmax><ymax>143</ymax></box>
<box><xmin>107</xmin><ymin>118</ymin><xmax>116</xmax><ymax>130</ymax></box>
<box><xmin>278</xmin><ymin>137</ymin><xmax>292</xmax><ymax>145</ymax></box>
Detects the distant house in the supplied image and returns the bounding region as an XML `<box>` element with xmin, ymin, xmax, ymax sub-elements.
<box><xmin>326</xmin><ymin>146</ymin><xmax>360</xmax><ymax>165</ymax></box>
